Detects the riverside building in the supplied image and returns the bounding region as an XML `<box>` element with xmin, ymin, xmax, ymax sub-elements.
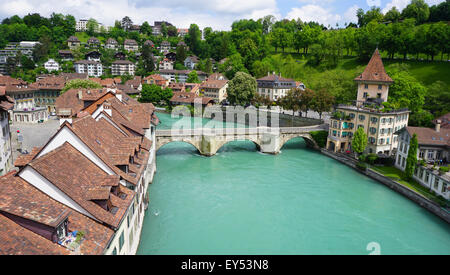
<box><xmin>326</xmin><ymin>49</ymin><xmax>410</xmax><ymax>155</ymax></box>
<box><xmin>0</xmin><ymin>87</ymin><xmax>159</xmax><ymax>254</ymax></box>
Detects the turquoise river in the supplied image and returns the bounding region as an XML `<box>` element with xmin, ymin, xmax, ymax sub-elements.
<box><xmin>137</xmin><ymin>112</ymin><xmax>450</xmax><ymax>255</ymax></box>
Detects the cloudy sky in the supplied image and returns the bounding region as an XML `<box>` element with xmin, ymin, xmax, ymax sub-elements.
<box><xmin>0</xmin><ymin>0</ymin><xmax>445</xmax><ymax>30</ymax></box>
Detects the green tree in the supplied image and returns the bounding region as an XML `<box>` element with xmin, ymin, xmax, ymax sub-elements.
<box><xmin>86</xmin><ymin>18</ymin><xmax>98</xmax><ymax>36</ymax></box>
<box><xmin>186</xmin><ymin>70</ymin><xmax>200</xmax><ymax>83</ymax></box>
<box><xmin>141</xmin><ymin>21</ymin><xmax>152</xmax><ymax>36</ymax></box>
<box><xmin>352</xmin><ymin>127</ymin><xmax>368</xmax><ymax>156</ymax></box>
<box><xmin>311</xmin><ymin>88</ymin><xmax>334</xmax><ymax>119</ymax></box>
<box><xmin>384</xmin><ymin>6</ymin><xmax>402</xmax><ymax>23</ymax></box>
<box><xmin>402</xmin><ymin>0</ymin><xmax>430</xmax><ymax>24</ymax></box>
<box><xmin>278</xmin><ymin>88</ymin><xmax>302</xmax><ymax>125</ymax></box>
<box><xmin>226</xmin><ymin>71</ymin><xmax>257</xmax><ymax>106</ymax></box>
<box><xmin>139</xmin><ymin>84</ymin><xmax>173</xmax><ymax>105</ymax></box>
<box><xmin>405</xmin><ymin>134</ymin><xmax>418</xmax><ymax>180</ymax></box>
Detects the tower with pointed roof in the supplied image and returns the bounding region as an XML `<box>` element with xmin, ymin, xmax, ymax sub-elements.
<box><xmin>354</xmin><ymin>49</ymin><xmax>393</xmax><ymax>107</ymax></box>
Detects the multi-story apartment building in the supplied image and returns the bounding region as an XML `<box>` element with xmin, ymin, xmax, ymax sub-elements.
<box><xmin>0</xmin><ymin>87</ymin><xmax>14</xmax><ymax>176</ymax></box>
<box><xmin>158</xmin><ymin>69</ymin><xmax>208</xmax><ymax>83</ymax></box>
<box><xmin>152</xmin><ymin>21</ymin><xmax>173</xmax><ymax>36</ymax></box>
<box><xmin>124</xmin><ymin>39</ymin><xmax>138</xmax><ymax>52</ymax></box>
<box><xmin>74</xmin><ymin>60</ymin><xmax>103</xmax><ymax>77</ymax></box>
<box><xmin>111</xmin><ymin>60</ymin><xmax>135</xmax><ymax>76</ymax></box>
<box><xmin>395</xmin><ymin>122</ymin><xmax>449</xmax><ymax>200</ymax></box>
<box><xmin>326</xmin><ymin>49</ymin><xmax>410</xmax><ymax>155</ymax></box>
<box><xmin>256</xmin><ymin>72</ymin><xmax>305</xmax><ymax>101</ymax></box>
<box><xmin>0</xmin><ymin>42</ymin><xmax>40</xmax><ymax>75</ymax></box>
<box><xmin>76</xmin><ymin>19</ymin><xmax>89</xmax><ymax>31</ymax></box>
<box><xmin>200</xmin><ymin>79</ymin><xmax>228</xmax><ymax>103</ymax></box>
<box><xmin>30</xmin><ymin>75</ymin><xmax>65</xmax><ymax>113</ymax></box>
<box><xmin>0</xmin><ymin>88</ymin><xmax>159</xmax><ymax>254</ymax></box>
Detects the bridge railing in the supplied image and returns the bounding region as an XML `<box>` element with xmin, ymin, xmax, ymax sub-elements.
<box><xmin>155</xmin><ymin>125</ymin><xmax>327</xmax><ymax>137</ymax></box>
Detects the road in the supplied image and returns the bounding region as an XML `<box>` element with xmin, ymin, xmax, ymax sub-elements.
<box><xmin>10</xmin><ymin>117</ymin><xmax>60</xmax><ymax>164</ymax></box>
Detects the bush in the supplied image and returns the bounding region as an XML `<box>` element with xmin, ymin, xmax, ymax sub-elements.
<box><xmin>356</xmin><ymin>161</ymin><xmax>367</xmax><ymax>171</ymax></box>
<box><xmin>439</xmin><ymin>166</ymin><xmax>449</xmax><ymax>173</ymax></box>
<box><xmin>358</xmin><ymin>154</ymin><xmax>367</xmax><ymax>162</ymax></box>
<box><xmin>309</xmin><ymin>130</ymin><xmax>328</xmax><ymax>148</ymax></box>
<box><xmin>367</xmin><ymin>153</ymin><xmax>378</xmax><ymax>165</ymax></box>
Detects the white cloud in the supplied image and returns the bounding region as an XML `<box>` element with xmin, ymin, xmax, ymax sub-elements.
<box><xmin>382</xmin><ymin>0</ymin><xmax>446</xmax><ymax>13</ymax></box>
<box><xmin>0</xmin><ymin>0</ymin><xmax>279</xmax><ymax>30</ymax></box>
<box><xmin>286</xmin><ymin>4</ymin><xmax>341</xmax><ymax>27</ymax></box>
<box><xmin>343</xmin><ymin>5</ymin><xmax>360</xmax><ymax>24</ymax></box>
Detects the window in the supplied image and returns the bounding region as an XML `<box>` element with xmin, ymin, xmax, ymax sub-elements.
<box><xmin>364</xmin><ymin>84</ymin><xmax>368</xmax><ymax>89</ymax></box>
<box><xmin>427</xmin><ymin>151</ymin><xmax>434</xmax><ymax>159</ymax></box>
<box><xmin>401</xmin><ymin>157</ymin><xmax>406</xmax><ymax>168</ymax></box>
<box><xmin>359</xmin><ymin>115</ymin><xmax>365</xmax><ymax>121</ymax></box>
<box><xmin>371</xmin><ymin>117</ymin><xmax>378</xmax><ymax>123</ymax></box>
<box><xmin>434</xmin><ymin>178</ymin><xmax>439</xmax><ymax>190</ymax></box>
<box><xmin>370</xmin><ymin>127</ymin><xmax>376</xmax><ymax>134</ymax></box>
<box><xmin>378</xmin><ymin>85</ymin><xmax>382</xmax><ymax>90</ymax></box>
<box><xmin>119</xmin><ymin>231</ymin><xmax>125</xmax><ymax>251</ymax></box>
<box><xmin>377</xmin><ymin>93</ymin><xmax>382</xmax><ymax>98</ymax></box>
<box><xmin>363</xmin><ymin>92</ymin><xmax>368</xmax><ymax>98</ymax></box>
<box><xmin>112</xmin><ymin>247</ymin><xmax>117</xmax><ymax>255</ymax></box>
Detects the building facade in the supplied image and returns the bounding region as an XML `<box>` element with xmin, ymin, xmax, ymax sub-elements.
<box><xmin>74</xmin><ymin>60</ymin><xmax>103</xmax><ymax>77</ymax></box>
<box><xmin>256</xmin><ymin>72</ymin><xmax>305</xmax><ymax>101</ymax></box>
<box><xmin>111</xmin><ymin>60</ymin><xmax>135</xmax><ymax>76</ymax></box>
<box><xmin>326</xmin><ymin>49</ymin><xmax>409</xmax><ymax>156</ymax></box>
<box><xmin>395</xmin><ymin>123</ymin><xmax>450</xmax><ymax>200</ymax></box>
<box><xmin>200</xmin><ymin>79</ymin><xmax>228</xmax><ymax>103</ymax></box>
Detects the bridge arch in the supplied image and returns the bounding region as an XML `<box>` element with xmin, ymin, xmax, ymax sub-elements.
<box><xmin>156</xmin><ymin>139</ymin><xmax>202</xmax><ymax>154</ymax></box>
<box><xmin>278</xmin><ymin>133</ymin><xmax>318</xmax><ymax>152</ymax></box>
<box><xmin>214</xmin><ymin>138</ymin><xmax>262</xmax><ymax>155</ymax></box>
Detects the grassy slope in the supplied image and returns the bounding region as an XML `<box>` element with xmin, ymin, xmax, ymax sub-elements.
<box><xmin>269</xmin><ymin>52</ymin><xmax>450</xmax><ymax>88</ymax></box>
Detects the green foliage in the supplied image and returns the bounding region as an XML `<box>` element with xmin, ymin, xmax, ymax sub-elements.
<box><xmin>366</xmin><ymin>154</ymin><xmax>378</xmax><ymax>165</ymax></box>
<box><xmin>352</xmin><ymin>127</ymin><xmax>368</xmax><ymax>155</ymax></box>
<box><xmin>405</xmin><ymin>134</ymin><xmax>419</xmax><ymax>180</ymax></box>
<box><xmin>226</xmin><ymin>71</ymin><xmax>257</xmax><ymax>106</ymax></box>
<box><xmin>186</xmin><ymin>70</ymin><xmax>200</xmax><ymax>83</ymax></box>
<box><xmin>139</xmin><ymin>84</ymin><xmax>173</xmax><ymax>105</ymax></box>
<box><xmin>310</xmin><ymin>131</ymin><xmax>328</xmax><ymax>148</ymax></box>
<box><xmin>61</xmin><ymin>79</ymin><xmax>102</xmax><ymax>93</ymax></box>
<box><xmin>356</xmin><ymin>161</ymin><xmax>368</xmax><ymax>171</ymax></box>
<box><xmin>439</xmin><ymin>166</ymin><xmax>449</xmax><ymax>173</ymax></box>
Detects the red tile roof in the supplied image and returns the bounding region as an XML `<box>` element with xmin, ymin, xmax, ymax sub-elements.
<box><xmin>0</xmin><ymin>172</ymin><xmax>114</xmax><ymax>255</ymax></box>
<box><xmin>29</xmin><ymin>142</ymin><xmax>135</xmax><ymax>229</ymax></box>
<box><xmin>406</xmin><ymin>126</ymin><xmax>450</xmax><ymax>147</ymax></box>
<box><xmin>354</xmin><ymin>49</ymin><xmax>393</xmax><ymax>83</ymax></box>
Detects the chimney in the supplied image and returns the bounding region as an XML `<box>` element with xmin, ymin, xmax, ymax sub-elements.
<box><xmin>78</xmin><ymin>90</ymin><xmax>82</xmax><ymax>99</ymax></box>
<box><xmin>436</xmin><ymin>120</ymin><xmax>441</xmax><ymax>132</ymax></box>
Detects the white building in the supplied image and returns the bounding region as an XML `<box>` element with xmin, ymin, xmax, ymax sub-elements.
<box><xmin>395</xmin><ymin>123</ymin><xmax>450</xmax><ymax>201</ymax></box>
<box><xmin>256</xmin><ymin>72</ymin><xmax>305</xmax><ymax>101</ymax></box>
<box><xmin>0</xmin><ymin>88</ymin><xmax>13</xmax><ymax>175</ymax></box>
<box><xmin>111</xmin><ymin>60</ymin><xmax>135</xmax><ymax>76</ymax></box>
<box><xmin>184</xmin><ymin>56</ymin><xmax>199</xmax><ymax>70</ymax></box>
<box><xmin>158</xmin><ymin>69</ymin><xmax>208</xmax><ymax>83</ymax></box>
<box><xmin>159</xmin><ymin>58</ymin><xmax>174</xmax><ymax>70</ymax></box>
<box><xmin>44</xmin><ymin>59</ymin><xmax>60</xmax><ymax>72</ymax></box>
<box><xmin>74</xmin><ymin>60</ymin><xmax>103</xmax><ymax>77</ymax></box>
<box><xmin>76</xmin><ymin>19</ymin><xmax>88</xmax><ymax>32</ymax></box>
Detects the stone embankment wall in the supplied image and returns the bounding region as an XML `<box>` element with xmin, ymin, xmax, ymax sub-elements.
<box><xmin>321</xmin><ymin>149</ymin><xmax>450</xmax><ymax>224</ymax></box>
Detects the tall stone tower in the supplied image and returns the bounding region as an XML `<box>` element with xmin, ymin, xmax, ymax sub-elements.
<box><xmin>354</xmin><ymin>49</ymin><xmax>393</xmax><ymax>107</ymax></box>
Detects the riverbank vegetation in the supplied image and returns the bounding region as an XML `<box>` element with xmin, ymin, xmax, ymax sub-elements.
<box><xmin>371</xmin><ymin>166</ymin><xmax>449</xmax><ymax>207</ymax></box>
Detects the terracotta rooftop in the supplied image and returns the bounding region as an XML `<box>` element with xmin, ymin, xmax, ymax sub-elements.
<box><xmin>14</xmin><ymin>147</ymin><xmax>42</xmax><ymax>168</ymax></box>
<box><xmin>0</xmin><ymin>92</ymin><xmax>14</xmax><ymax>111</ymax></box>
<box><xmin>354</xmin><ymin>49</ymin><xmax>393</xmax><ymax>83</ymax></box>
<box><xmin>434</xmin><ymin>113</ymin><xmax>450</xmax><ymax>130</ymax></box>
<box><xmin>0</xmin><ymin>172</ymin><xmax>114</xmax><ymax>255</ymax></box>
<box><xmin>0</xmin><ymin>214</ymin><xmax>69</xmax><ymax>255</ymax></box>
<box><xmin>200</xmin><ymin>79</ymin><xmax>228</xmax><ymax>89</ymax></box>
<box><xmin>29</xmin><ymin>142</ymin><xmax>135</xmax><ymax>229</ymax></box>
<box><xmin>257</xmin><ymin>73</ymin><xmax>295</xmax><ymax>82</ymax></box>
<box><xmin>55</xmin><ymin>88</ymin><xmax>112</xmax><ymax>117</ymax></box>
<box><xmin>405</xmin><ymin>126</ymin><xmax>450</xmax><ymax>147</ymax></box>
<box><xmin>30</xmin><ymin>76</ymin><xmax>65</xmax><ymax>90</ymax></box>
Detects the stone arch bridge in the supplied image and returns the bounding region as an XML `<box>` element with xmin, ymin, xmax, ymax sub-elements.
<box><xmin>155</xmin><ymin>125</ymin><xmax>328</xmax><ymax>156</ymax></box>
